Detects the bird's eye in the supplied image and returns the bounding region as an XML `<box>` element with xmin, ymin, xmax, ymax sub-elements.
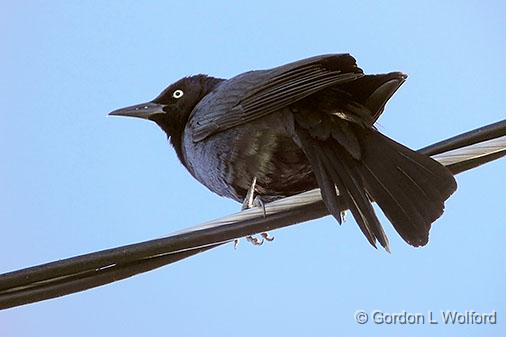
<box><xmin>172</xmin><ymin>89</ymin><xmax>184</xmax><ymax>99</ymax></box>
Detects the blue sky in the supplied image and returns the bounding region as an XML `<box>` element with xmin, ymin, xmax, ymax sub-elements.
<box><xmin>1</xmin><ymin>1</ymin><xmax>505</xmax><ymax>336</ymax></box>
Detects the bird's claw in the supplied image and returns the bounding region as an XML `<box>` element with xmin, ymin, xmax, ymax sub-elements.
<box><xmin>261</xmin><ymin>232</ymin><xmax>274</xmax><ymax>241</ymax></box>
<box><xmin>233</xmin><ymin>232</ymin><xmax>274</xmax><ymax>249</ymax></box>
<box><xmin>253</xmin><ymin>196</ymin><xmax>267</xmax><ymax>218</ymax></box>
<box><xmin>246</xmin><ymin>235</ymin><xmax>264</xmax><ymax>246</ymax></box>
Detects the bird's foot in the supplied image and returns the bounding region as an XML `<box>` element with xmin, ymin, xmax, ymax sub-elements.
<box><xmin>261</xmin><ymin>232</ymin><xmax>274</xmax><ymax>241</ymax></box>
<box><xmin>234</xmin><ymin>177</ymin><xmax>274</xmax><ymax>248</ymax></box>
<box><xmin>234</xmin><ymin>234</ymin><xmax>266</xmax><ymax>249</ymax></box>
<box><xmin>246</xmin><ymin>235</ymin><xmax>264</xmax><ymax>246</ymax></box>
<box><xmin>252</xmin><ymin>196</ymin><xmax>267</xmax><ymax>217</ymax></box>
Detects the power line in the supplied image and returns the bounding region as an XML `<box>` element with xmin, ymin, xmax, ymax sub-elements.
<box><xmin>1</xmin><ymin>119</ymin><xmax>506</xmax><ymax>310</ymax></box>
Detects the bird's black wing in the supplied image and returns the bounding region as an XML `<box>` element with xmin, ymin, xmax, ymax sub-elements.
<box><xmin>292</xmin><ymin>84</ymin><xmax>457</xmax><ymax>249</ymax></box>
<box><xmin>190</xmin><ymin>54</ymin><xmax>364</xmax><ymax>142</ymax></box>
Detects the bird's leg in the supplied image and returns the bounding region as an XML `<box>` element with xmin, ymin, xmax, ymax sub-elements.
<box><xmin>234</xmin><ymin>177</ymin><xmax>274</xmax><ymax>248</ymax></box>
<box><xmin>241</xmin><ymin>176</ymin><xmax>258</xmax><ymax>211</ymax></box>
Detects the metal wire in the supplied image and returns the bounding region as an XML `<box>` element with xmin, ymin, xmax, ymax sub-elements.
<box><xmin>1</xmin><ymin>119</ymin><xmax>506</xmax><ymax>310</ymax></box>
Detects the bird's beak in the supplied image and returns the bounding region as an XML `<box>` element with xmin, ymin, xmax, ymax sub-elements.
<box><xmin>109</xmin><ymin>102</ymin><xmax>164</xmax><ymax>120</ymax></box>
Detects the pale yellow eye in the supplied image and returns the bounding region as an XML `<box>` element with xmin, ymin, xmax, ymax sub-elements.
<box><xmin>172</xmin><ymin>89</ymin><xmax>184</xmax><ymax>99</ymax></box>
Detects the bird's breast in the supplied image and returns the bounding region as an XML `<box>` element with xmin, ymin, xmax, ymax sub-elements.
<box><xmin>182</xmin><ymin>110</ymin><xmax>316</xmax><ymax>202</ymax></box>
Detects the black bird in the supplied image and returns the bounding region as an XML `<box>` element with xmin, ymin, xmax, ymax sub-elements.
<box><xmin>110</xmin><ymin>54</ymin><xmax>457</xmax><ymax>250</ymax></box>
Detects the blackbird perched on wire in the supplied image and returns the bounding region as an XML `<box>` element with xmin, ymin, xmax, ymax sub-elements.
<box><xmin>110</xmin><ymin>54</ymin><xmax>457</xmax><ymax>250</ymax></box>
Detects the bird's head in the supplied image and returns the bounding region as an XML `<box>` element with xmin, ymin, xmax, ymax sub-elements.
<box><xmin>109</xmin><ymin>74</ymin><xmax>222</xmax><ymax>139</ymax></box>
<box><xmin>109</xmin><ymin>75</ymin><xmax>223</xmax><ymax>163</ymax></box>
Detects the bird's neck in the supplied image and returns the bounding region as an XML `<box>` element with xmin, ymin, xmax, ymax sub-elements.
<box><xmin>169</xmin><ymin>131</ymin><xmax>188</xmax><ymax>168</ymax></box>
<box><xmin>167</xmin><ymin>75</ymin><xmax>224</xmax><ymax>168</ymax></box>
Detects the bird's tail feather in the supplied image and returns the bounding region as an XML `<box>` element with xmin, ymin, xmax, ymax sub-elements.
<box><xmin>296</xmin><ymin>127</ymin><xmax>457</xmax><ymax>249</ymax></box>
